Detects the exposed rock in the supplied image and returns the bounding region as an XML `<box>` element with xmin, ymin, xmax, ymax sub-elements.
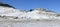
<box><xmin>0</xmin><ymin>2</ymin><xmax>15</xmax><ymax>8</ymax></box>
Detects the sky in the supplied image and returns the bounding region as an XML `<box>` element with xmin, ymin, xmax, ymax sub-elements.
<box><xmin>0</xmin><ymin>0</ymin><xmax>60</xmax><ymax>12</ymax></box>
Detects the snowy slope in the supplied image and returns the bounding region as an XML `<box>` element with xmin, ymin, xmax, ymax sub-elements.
<box><xmin>26</xmin><ymin>8</ymin><xmax>60</xmax><ymax>20</ymax></box>
<box><xmin>0</xmin><ymin>6</ymin><xmax>60</xmax><ymax>20</ymax></box>
<box><xmin>1</xmin><ymin>3</ymin><xmax>60</xmax><ymax>27</ymax></box>
<box><xmin>0</xmin><ymin>6</ymin><xmax>26</xmax><ymax>19</ymax></box>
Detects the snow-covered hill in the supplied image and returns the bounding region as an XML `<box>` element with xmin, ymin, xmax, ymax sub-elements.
<box><xmin>0</xmin><ymin>6</ymin><xmax>60</xmax><ymax>20</ymax></box>
<box><xmin>0</xmin><ymin>3</ymin><xmax>60</xmax><ymax>27</ymax></box>
<box><xmin>0</xmin><ymin>6</ymin><xmax>60</xmax><ymax>27</ymax></box>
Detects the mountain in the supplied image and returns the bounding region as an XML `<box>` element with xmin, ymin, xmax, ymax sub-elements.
<box><xmin>0</xmin><ymin>3</ymin><xmax>60</xmax><ymax>27</ymax></box>
<box><xmin>0</xmin><ymin>2</ymin><xmax>60</xmax><ymax>20</ymax></box>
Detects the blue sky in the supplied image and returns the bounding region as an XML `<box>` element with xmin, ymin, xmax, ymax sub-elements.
<box><xmin>0</xmin><ymin>0</ymin><xmax>60</xmax><ymax>12</ymax></box>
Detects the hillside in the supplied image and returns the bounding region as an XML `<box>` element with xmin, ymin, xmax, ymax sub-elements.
<box><xmin>0</xmin><ymin>3</ymin><xmax>60</xmax><ymax>27</ymax></box>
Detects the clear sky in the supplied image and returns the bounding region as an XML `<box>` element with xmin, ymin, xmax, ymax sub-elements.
<box><xmin>0</xmin><ymin>0</ymin><xmax>60</xmax><ymax>12</ymax></box>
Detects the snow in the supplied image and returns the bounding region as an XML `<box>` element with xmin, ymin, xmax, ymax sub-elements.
<box><xmin>0</xmin><ymin>6</ymin><xmax>60</xmax><ymax>27</ymax></box>
<box><xmin>0</xmin><ymin>6</ymin><xmax>60</xmax><ymax>20</ymax></box>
